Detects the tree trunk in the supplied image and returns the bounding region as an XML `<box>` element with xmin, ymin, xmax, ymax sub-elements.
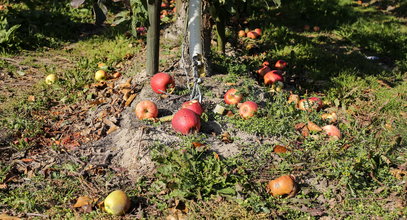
<box><xmin>146</xmin><ymin>0</ymin><xmax>162</xmax><ymax>76</ymax></box>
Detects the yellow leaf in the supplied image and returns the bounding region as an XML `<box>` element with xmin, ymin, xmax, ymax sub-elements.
<box><xmin>73</xmin><ymin>196</ymin><xmax>93</xmax><ymax>208</ymax></box>
<box><xmin>0</xmin><ymin>214</ymin><xmax>21</xmax><ymax>220</ymax></box>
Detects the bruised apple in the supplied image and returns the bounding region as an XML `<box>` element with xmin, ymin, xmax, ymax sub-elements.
<box><xmin>172</xmin><ymin>108</ymin><xmax>201</xmax><ymax>135</ymax></box>
<box><xmin>104</xmin><ymin>190</ymin><xmax>131</xmax><ymax>216</ymax></box>
<box><xmin>239</xmin><ymin>101</ymin><xmax>258</xmax><ymax>119</ymax></box>
<box><xmin>224</xmin><ymin>88</ymin><xmax>243</xmax><ymax>105</ymax></box>
<box><xmin>150</xmin><ymin>72</ymin><xmax>175</xmax><ymax>94</ymax></box>
<box><xmin>182</xmin><ymin>100</ymin><xmax>204</xmax><ymax>116</ymax></box>
<box><xmin>135</xmin><ymin>100</ymin><xmax>158</xmax><ymax>120</ymax></box>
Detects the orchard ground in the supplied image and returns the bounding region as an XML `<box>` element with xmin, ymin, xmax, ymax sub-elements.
<box><xmin>1</xmin><ymin>0</ymin><xmax>406</xmax><ymax>219</ymax></box>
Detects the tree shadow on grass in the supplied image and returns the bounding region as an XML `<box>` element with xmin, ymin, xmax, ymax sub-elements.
<box><xmin>2</xmin><ymin>1</ymin><xmax>129</xmax><ymax>52</ymax></box>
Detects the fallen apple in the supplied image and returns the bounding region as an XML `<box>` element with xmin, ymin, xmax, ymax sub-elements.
<box><xmin>182</xmin><ymin>100</ymin><xmax>204</xmax><ymax>116</ymax></box>
<box><xmin>257</xmin><ymin>66</ymin><xmax>271</xmax><ymax>77</ymax></box>
<box><xmin>275</xmin><ymin>60</ymin><xmax>288</xmax><ymax>70</ymax></box>
<box><xmin>224</xmin><ymin>88</ymin><xmax>243</xmax><ymax>105</ymax></box>
<box><xmin>135</xmin><ymin>100</ymin><xmax>158</xmax><ymax>120</ymax></box>
<box><xmin>254</xmin><ymin>28</ymin><xmax>262</xmax><ymax>36</ymax></box>
<box><xmin>45</xmin><ymin>74</ymin><xmax>57</xmax><ymax>85</ymax></box>
<box><xmin>264</xmin><ymin>70</ymin><xmax>284</xmax><ymax>85</ymax></box>
<box><xmin>172</xmin><ymin>108</ymin><xmax>201</xmax><ymax>135</ymax></box>
<box><xmin>322</xmin><ymin>125</ymin><xmax>341</xmax><ymax>139</ymax></box>
<box><xmin>267</xmin><ymin>175</ymin><xmax>296</xmax><ymax>197</ymax></box>
<box><xmin>247</xmin><ymin>31</ymin><xmax>259</xmax><ymax>39</ymax></box>
<box><xmin>104</xmin><ymin>190</ymin><xmax>131</xmax><ymax>216</ymax></box>
<box><xmin>238</xmin><ymin>30</ymin><xmax>246</xmax><ymax>38</ymax></box>
<box><xmin>150</xmin><ymin>72</ymin><xmax>175</xmax><ymax>94</ymax></box>
<box><xmin>95</xmin><ymin>70</ymin><xmax>107</xmax><ymax>81</ymax></box>
<box><xmin>239</xmin><ymin>101</ymin><xmax>258</xmax><ymax>119</ymax></box>
<box><xmin>297</xmin><ymin>97</ymin><xmax>322</xmax><ymax>111</ymax></box>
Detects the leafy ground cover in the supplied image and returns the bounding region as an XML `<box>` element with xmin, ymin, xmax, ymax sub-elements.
<box><xmin>0</xmin><ymin>0</ymin><xmax>406</xmax><ymax>219</ymax></box>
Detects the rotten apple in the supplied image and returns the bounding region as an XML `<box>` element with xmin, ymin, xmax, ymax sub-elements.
<box><xmin>239</xmin><ymin>101</ymin><xmax>258</xmax><ymax>119</ymax></box>
<box><xmin>150</xmin><ymin>72</ymin><xmax>175</xmax><ymax>94</ymax></box>
<box><xmin>224</xmin><ymin>88</ymin><xmax>243</xmax><ymax>105</ymax></box>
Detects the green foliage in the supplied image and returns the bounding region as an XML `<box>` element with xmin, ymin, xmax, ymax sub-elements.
<box><xmin>148</xmin><ymin>144</ymin><xmax>245</xmax><ymax>203</ymax></box>
<box><xmin>0</xmin><ymin>16</ymin><xmax>20</xmax><ymax>51</ymax></box>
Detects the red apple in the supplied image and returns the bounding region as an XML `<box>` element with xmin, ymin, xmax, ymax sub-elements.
<box><xmin>182</xmin><ymin>100</ymin><xmax>204</xmax><ymax>116</ymax></box>
<box><xmin>150</xmin><ymin>72</ymin><xmax>175</xmax><ymax>94</ymax></box>
<box><xmin>238</xmin><ymin>30</ymin><xmax>246</xmax><ymax>38</ymax></box>
<box><xmin>257</xmin><ymin>66</ymin><xmax>271</xmax><ymax>77</ymax></box>
<box><xmin>275</xmin><ymin>60</ymin><xmax>288</xmax><ymax>69</ymax></box>
<box><xmin>135</xmin><ymin>100</ymin><xmax>158</xmax><ymax>120</ymax></box>
<box><xmin>264</xmin><ymin>70</ymin><xmax>284</xmax><ymax>85</ymax></box>
<box><xmin>224</xmin><ymin>88</ymin><xmax>243</xmax><ymax>105</ymax></box>
<box><xmin>254</xmin><ymin>28</ymin><xmax>262</xmax><ymax>36</ymax></box>
<box><xmin>247</xmin><ymin>31</ymin><xmax>259</xmax><ymax>39</ymax></box>
<box><xmin>172</xmin><ymin>108</ymin><xmax>201</xmax><ymax>135</ymax></box>
<box><xmin>161</xmin><ymin>2</ymin><xmax>168</xmax><ymax>8</ymax></box>
<box><xmin>239</xmin><ymin>101</ymin><xmax>258</xmax><ymax>119</ymax></box>
<box><xmin>322</xmin><ymin>125</ymin><xmax>341</xmax><ymax>139</ymax></box>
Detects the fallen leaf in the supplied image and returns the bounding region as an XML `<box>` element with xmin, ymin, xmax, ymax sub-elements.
<box><xmin>221</xmin><ymin>132</ymin><xmax>233</xmax><ymax>143</ymax></box>
<box><xmin>125</xmin><ymin>94</ymin><xmax>137</xmax><ymax>107</ymax></box>
<box><xmin>390</xmin><ymin>169</ymin><xmax>407</xmax><ymax>180</ymax></box>
<box><xmin>192</xmin><ymin>142</ymin><xmax>205</xmax><ymax>148</ymax></box>
<box><xmin>377</xmin><ymin>79</ymin><xmax>392</xmax><ymax>88</ymax></box>
<box><xmin>27</xmin><ymin>95</ymin><xmax>35</xmax><ymax>102</ymax></box>
<box><xmin>288</xmin><ymin>94</ymin><xmax>300</xmax><ymax>105</ymax></box>
<box><xmin>0</xmin><ymin>214</ymin><xmax>21</xmax><ymax>220</ymax></box>
<box><xmin>21</xmin><ymin>158</ymin><xmax>34</xmax><ymax>163</ymax></box>
<box><xmin>73</xmin><ymin>196</ymin><xmax>94</xmax><ymax>211</ymax></box>
<box><xmin>307</xmin><ymin>121</ymin><xmax>322</xmax><ymax>132</ymax></box>
<box><xmin>295</xmin><ymin>123</ymin><xmax>306</xmax><ymax>131</ymax></box>
<box><xmin>0</xmin><ymin>183</ymin><xmax>7</xmax><ymax>189</ymax></box>
<box><xmin>301</xmin><ymin>127</ymin><xmax>310</xmax><ymax>137</ymax></box>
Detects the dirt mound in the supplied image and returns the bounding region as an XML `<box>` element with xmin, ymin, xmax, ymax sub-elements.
<box><xmin>77</xmin><ymin>69</ymin><xmax>269</xmax><ymax>180</ymax></box>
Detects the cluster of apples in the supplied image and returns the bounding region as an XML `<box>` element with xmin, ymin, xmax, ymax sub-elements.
<box><xmin>160</xmin><ymin>0</ymin><xmax>176</xmax><ymax>20</ymax></box>
<box><xmin>135</xmin><ymin>72</ymin><xmax>203</xmax><ymax>135</ymax></box>
<box><xmin>289</xmin><ymin>94</ymin><xmax>341</xmax><ymax>139</ymax></box>
<box><xmin>224</xmin><ymin>88</ymin><xmax>258</xmax><ymax>119</ymax></box>
<box><xmin>257</xmin><ymin>59</ymin><xmax>287</xmax><ymax>92</ymax></box>
<box><xmin>238</xmin><ymin>28</ymin><xmax>262</xmax><ymax>40</ymax></box>
<box><xmin>94</xmin><ymin>63</ymin><xmax>121</xmax><ymax>81</ymax></box>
